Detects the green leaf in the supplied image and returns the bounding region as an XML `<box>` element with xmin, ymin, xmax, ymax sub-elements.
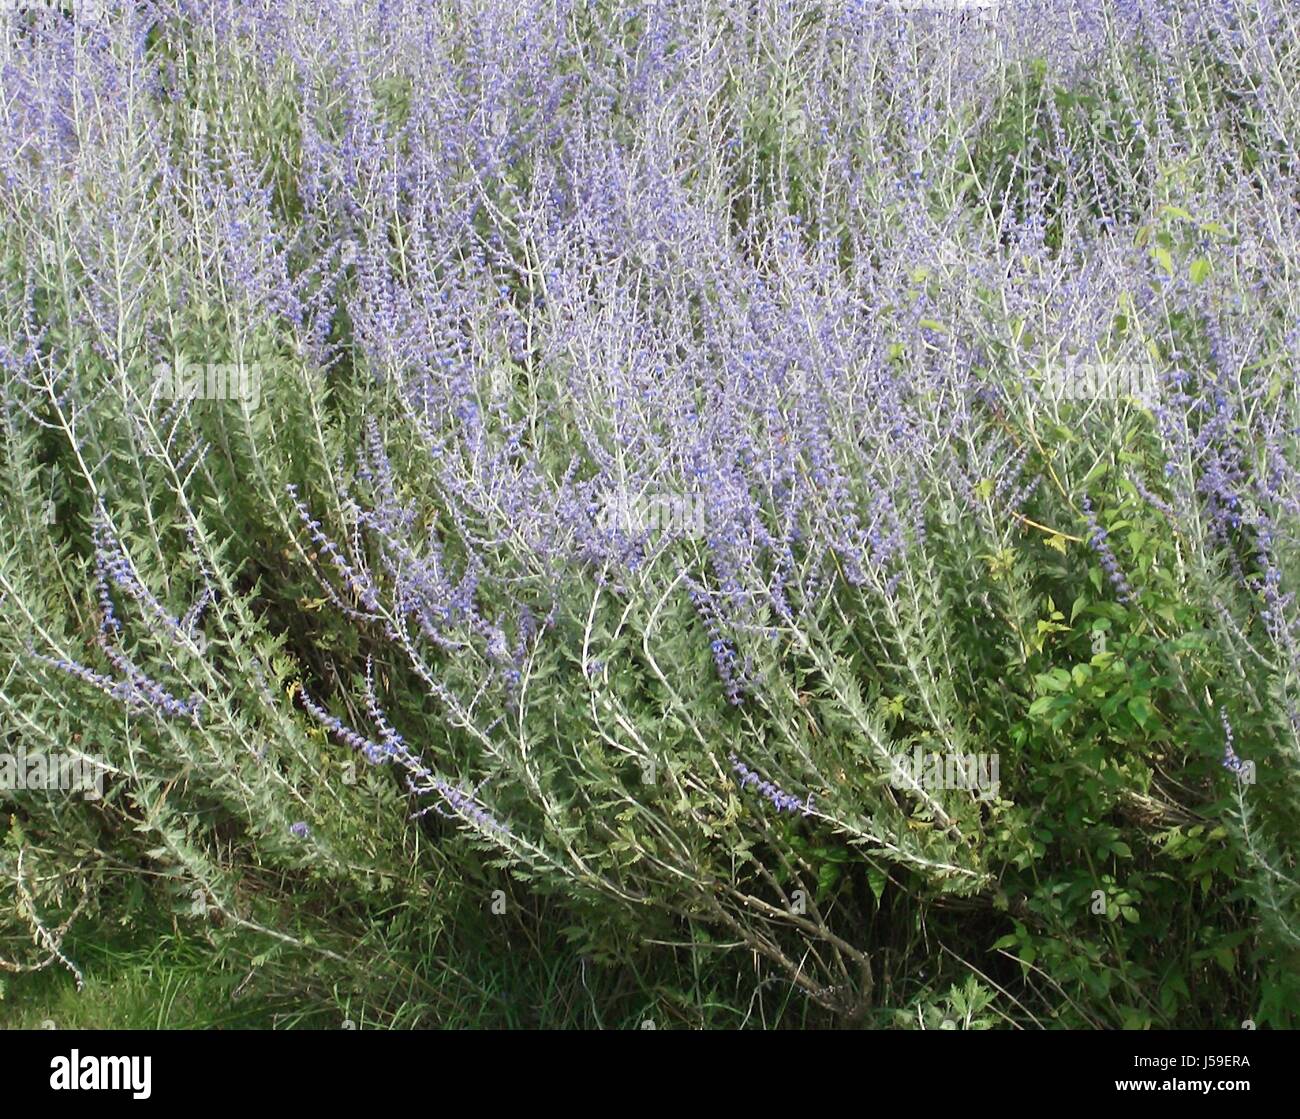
<box><xmin>867</xmin><ymin>867</ymin><xmax>886</xmax><ymax>903</ymax></box>
<box><xmin>1126</xmin><ymin>696</ymin><xmax>1154</xmax><ymax>728</ymax></box>
<box><xmin>1036</xmin><ymin>668</ymin><xmax>1072</xmax><ymax>693</ymax></box>
<box><xmin>816</xmin><ymin>861</ymin><xmax>842</xmax><ymax>897</ymax></box>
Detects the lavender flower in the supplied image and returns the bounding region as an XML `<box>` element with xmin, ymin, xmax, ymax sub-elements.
<box><xmin>730</xmin><ymin>754</ymin><xmax>815</xmax><ymax>817</ymax></box>
<box><xmin>1220</xmin><ymin>710</ymin><xmax>1251</xmax><ymax>779</ymax></box>
<box><xmin>301</xmin><ymin>678</ymin><xmax>510</xmax><ymax>838</ymax></box>
<box><xmin>1081</xmin><ymin>496</ymin><xmax>1132</xmax><ymax>604</ymax></box>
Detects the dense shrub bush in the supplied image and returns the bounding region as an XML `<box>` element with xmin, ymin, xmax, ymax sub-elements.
<box><xmin>1</xmin><ymin>0</ymin><xmax>1297</xmax><ymax>1027</ymax></box>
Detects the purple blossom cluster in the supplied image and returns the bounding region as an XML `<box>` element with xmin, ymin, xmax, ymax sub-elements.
<box><xmin>730</xmin><ymin>754</ymin><xmax>815</xmax><ymax>817</ymax></box>
<box><xmin>5</xmin><ymin>0</ymin><xmax>1292</xmax><ymax>745</ymax></box>
<box><xmin>1080</xmin><ymin>496</ymin><xmax>1132</xmax><ymax>604</ymax></box>
<box><xmin>31</xmin><ymin>645</ymin><xmax>203</xmax><ymax>722</ymax></box>
<box><xmin>300</xmin><ymin>670</ymin><xmax>510</xmax><ymax>838</ymax></box>
<box><xmin>1220</xmin><ymin>710</ymin><xmax>1251</xmax><ymax>779</ymax></box>
<box><xmin>30</xmin><ymin>514</ymin><xmax>205</xmax><ymax>721</ymax></box>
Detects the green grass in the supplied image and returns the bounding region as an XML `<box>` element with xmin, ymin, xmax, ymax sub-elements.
<box><xmin>1</xmin><ymin>926</ymin><xmax>290</xmax><ymax>1030</ymax></box>
<box><xmin>0</xmin><ymin>895</ymin><xmax>824</xmax><ymax>1029</ymax></box>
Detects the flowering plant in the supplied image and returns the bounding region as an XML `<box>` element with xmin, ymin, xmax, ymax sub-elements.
<box><xmin>1</xmin><ymin>0</ymin><xmax>1297</xmax><ymax>1028</ymax></box>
